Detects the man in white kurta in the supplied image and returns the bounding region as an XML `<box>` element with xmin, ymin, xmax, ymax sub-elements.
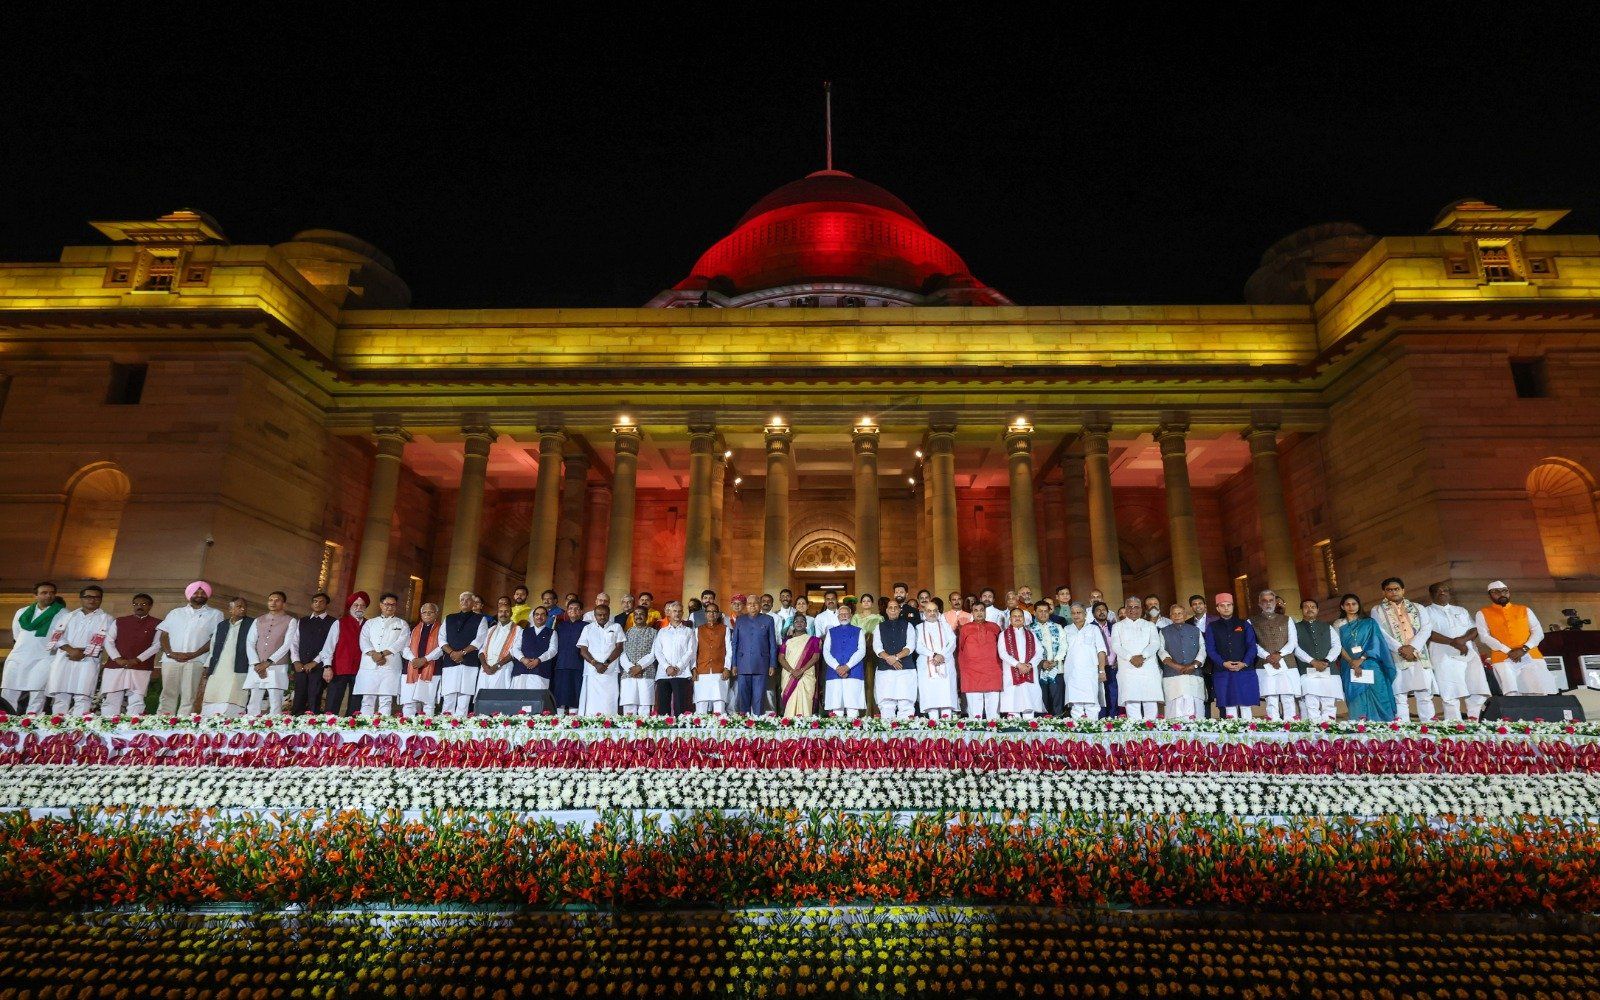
<box><xmin>997</xmin><ymin>608</ymin><xmax>1045</xmax><ymax>719</ymax></box>
<box><xmin>576</xmin><ymin>605</ymin><xmax>625</xmax><ymax>716</ymax></box>
<box><xmin>1111</xmin><ymin>597</ymin><xmax>1163</xmax><ymax>721</ymax></box>
<box><xmin>1293</xmin><ymin>599</ymin><xmax>1344</xmax><ymax>724</ymax></box>
<box><xmin>400</xmin><ymin>603</ymin><xmax>446</xmax><ymax>716</ymax></box>
<box><xmin>243</xmin><ymin>591</ymin><xmax>295</xmax><ymax>716</ymax></box>
<box><xmin>914</xmin><ymin>603</ymin><xmax>957</xmax><ymax>719</ymax></box>
<box><xmin>978</xmin><ymin>589</ymin><xmax>1009</xmax><ymax>627</ymax></box>
<box><xmin>1476</xmin><ymin>581</ymin><xmax>1556</xmax><ymax>696</ymax></box>
<box><xmin>1061</xmin><ymin>603</ymin><xmax>1108</xmax><ymax>719</ymax></box>
<box><xmin>476</xmin><ymin>606</ymin><xmax>523</xmax><ymax>695</ymax></box>
<box><xmin>102</xmin><ymin>593</ymin><xmax>161</xmax><ymax>717</ymax></box>
<box><xmin>651</xmin><ymin>602</ymin><xmax>698</xmax><ymax>716</ymax></box>
<box><xmin>156</xmin><ymin>582</ymin><xmax>225</xmax><ymax>715</ymax></box>
<box><xmin>355</xmin><ymin>593</ymin><xmax>410</xmax><ymax>716</ymax></box>
<box><xmin>1424</xmin><ymin>583</ymin><xmax>1492</xmax><ymax>721</ymax></box>
<box><xmin>871</xmin><ymin>598</ymin><xmax>920</xmax><ymax>719</ymax></box>
<box><xmin>1158</xmin><ymin>605</ymin><xmax>1207</xmax><ymax>720</ymax></box>
<box><xmin>45</xmin><ymin>586</ymin><xmax>113</xmax><ymax>715</ymax></box>
<box><xmin>438</xmin><ymin>591</ymin><xmax>489</xmax><ymax>716</ymax></box>
<box><xmin>1251</xmin><ymin>590</ymin><xmax>1302</xmax><ymax>722</ymax></box>
<box><xmin>1371</xmin><ymin>578</ymin><xmax>1436</xmax><ymax>722</ymax></box>
<box><xmin>4</xmin><ymin>582</ymin><xmax>64</xmax><ymax>712</ymax></box>
<box><xmin>200</xmin><ymin>598</ymin><xmax>253</xmax><ymax>719</ymax></box>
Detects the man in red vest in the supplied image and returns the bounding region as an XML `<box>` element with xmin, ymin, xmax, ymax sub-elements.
<box><xmin>103</xmin><ymin>593</ymin><xmax>160</xmax><ymax>717</ymax></box>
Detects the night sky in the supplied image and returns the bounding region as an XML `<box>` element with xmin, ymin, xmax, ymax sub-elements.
<box><xmin>5</xmin><ymin>11</ymin><xmax>1597</xmax><ymax>309</ymax></box>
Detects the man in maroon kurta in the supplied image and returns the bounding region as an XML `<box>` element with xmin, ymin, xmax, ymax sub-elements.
<box><xmin>957</xmin><ymin>616</ymin><xmax>1003</xmax><ymax>720</ymax></box>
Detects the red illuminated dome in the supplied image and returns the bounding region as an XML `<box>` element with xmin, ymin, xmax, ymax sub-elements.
<box><xmin>647</xmin><ymin>169</ymin><xmax>1011</xmax><ymax>307</ymax></box>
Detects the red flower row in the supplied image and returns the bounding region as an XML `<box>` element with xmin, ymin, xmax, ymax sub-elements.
<box><xmin>9</xmin><ymin>730</ymin><xmax>1600</xmax><ymax>774</ymax></box>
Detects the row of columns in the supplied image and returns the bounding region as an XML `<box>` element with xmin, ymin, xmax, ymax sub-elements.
<box><xmin>350</xmin><ymin>415</ymin><xmax>1303</xmax><ymax>613</ymax></box>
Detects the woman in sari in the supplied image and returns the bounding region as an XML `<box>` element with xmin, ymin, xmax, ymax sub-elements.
<box><xmin>1334</xmin><ymin>593</ymin><xmax>1397</xmax><ymax>721</ymax></box>
<box><xmin>851</xmin><ymin>594</ymin><xmax>883</xmax><ymax>713</ymax></box>
<box><xmin>779</xmin><ymin>617</ymin><xmax>822</xmax><ymax>717</ymax></box>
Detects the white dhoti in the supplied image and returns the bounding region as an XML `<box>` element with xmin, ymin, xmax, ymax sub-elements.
<box><xmin>99</xmin><ymin>667</ymin><xmax>153</xmax><ymax>716</ymax></box>
<box><xmin>693</xmin><ymin>671</ymin><xmax>728</xmax><ymax>712</ymax></box>
<box><xmin>874</xmin><ymin>666</ymin><xmax>918</xmax><ymax>717</ymax></box>
<box><xmin>999</xmin><ymin>669</ymin><xmax>1044</xmax><ymax>716</ymax></box>
<box><xmin>577</xmin><ymin>664</ymin><xmax>619</xmax><ymax>715</ymax></box>
<box><xmin>916</xmin><ymin>665</ymin><xmax>955</xmax><ymax>714</ymax></box>
<box><xmin>1161</xmin><ymin>673</ymin><xmax>1205</xmax><ymax>719</ymax></box>
<box><xmin>399</xmin><ymin>673</ymin><xmax>442</xmax><ymax>711</ymax></box>
<box><xmin>619</xmin><ymin>674</ymin><xmax>654</xmax><ymax>711</ymax></box>
<box><xmin>353</xmin><ymin>662</ymin><xmax>401</xmax><ymax>698</ymax></box>
<box><xmin>200</xmin><ymin>668</ymin><xmax>248</xmax><ymax>717</ymax></box>
<box><xmin>824</xmin><ymin>676</ymin><xmax>866</xmax><ymax>713</ymax></box>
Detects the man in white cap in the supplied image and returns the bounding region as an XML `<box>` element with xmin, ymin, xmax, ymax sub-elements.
<box><xmin>156</xmin><ymin>581</ymin><xmax>225</xmax><ymax>714</ymax></box>
<box><xmin>1425</xmin><ymin>582</ymin><xmax>1492</xmax><ymax>721</ymax></box>
<box><xmin>1476</xmin><ymin>581</ymin><xmax>1555</xmax><ymax>696</ymax></box>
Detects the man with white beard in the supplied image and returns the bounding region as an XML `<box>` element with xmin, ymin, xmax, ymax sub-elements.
<box><xmin>1111</xmin><ymin>595</ymin><xmax>1163</xmax><ymax>721</ymax></box>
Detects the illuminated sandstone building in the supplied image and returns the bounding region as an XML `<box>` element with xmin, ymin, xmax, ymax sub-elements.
<box><xmin>2</xmin><ymin>182</ymin><xmax>1598</xmax><ymax>650</ymax></box>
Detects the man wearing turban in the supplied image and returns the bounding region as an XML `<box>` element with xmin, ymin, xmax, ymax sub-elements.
<box><xmin>155</xmin><ymin>581</ymin><xmax>225</xmax><ymax>715</ymax></box>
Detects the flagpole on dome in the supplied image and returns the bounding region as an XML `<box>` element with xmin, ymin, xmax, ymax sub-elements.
<box><xmin>824</xmin><ymin>80</ymin><xmax>834</xmax><ymax>173</ymax></box>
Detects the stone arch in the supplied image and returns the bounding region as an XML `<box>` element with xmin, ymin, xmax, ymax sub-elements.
<box><xmin>790</xmin><ymin>530</ymin><xmax>857</xmax><ymax>573</ymax></box>
<box><xmin>1526</xmin><ymin>458</ymin><xmax>1600</xmax><ymax>578</ymax></box>
<box><xmin>49</xmin><ymin>462</ymin><xmax>131</xmax><ymax>580</ymax></box>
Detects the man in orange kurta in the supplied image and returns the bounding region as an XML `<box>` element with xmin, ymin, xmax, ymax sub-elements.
<box><xmin>1474</xmin><ymin>581</ymin><xmax>1555</xmax><ymax>696</ymax></box>
<box><xmin>957</xmin><ymin>616</ymin><xmax>1003</xmax><ymax>720</ymax></box>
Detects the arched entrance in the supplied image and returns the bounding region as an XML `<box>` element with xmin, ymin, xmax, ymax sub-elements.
<box><xmin>791</xmin><ymin>531</ymin><xmax>856</xmax><ymax>608</ymax></box>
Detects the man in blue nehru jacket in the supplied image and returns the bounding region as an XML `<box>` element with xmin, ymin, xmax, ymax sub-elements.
<box><xmin>728</xmin><ymin>592</ymin><xmax>778</xmax><ymax>715</ymax></box>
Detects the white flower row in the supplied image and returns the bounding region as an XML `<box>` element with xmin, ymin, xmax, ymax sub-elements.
<box><xmin>5</xmin><ymin>765</ymin><xmax>1597</xmax><ymax>818</ymax></box>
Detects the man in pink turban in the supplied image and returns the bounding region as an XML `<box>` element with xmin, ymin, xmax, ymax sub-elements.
<box><xmin>156</xmin><ymin>580</ymin><xmax>224</xmax><ymax>714</ymax></box>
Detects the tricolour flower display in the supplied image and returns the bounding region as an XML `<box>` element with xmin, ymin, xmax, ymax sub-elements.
<box><xmin>4</xmin><ymin>808</ymin><xmax>1600</xmax><ymax>911</ymax></box>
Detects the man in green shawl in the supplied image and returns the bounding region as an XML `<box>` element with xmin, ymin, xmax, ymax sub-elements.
<box><xmin>4</xmin><ymin>582</ymin><xmax>65</xmax><ymax>712</ymax></box>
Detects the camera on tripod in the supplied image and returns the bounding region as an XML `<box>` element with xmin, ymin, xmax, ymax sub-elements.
<box><xmin>1561</xmin><ymin>609</ymin><xmax>1591</xmax><ymax>630</ymax></box>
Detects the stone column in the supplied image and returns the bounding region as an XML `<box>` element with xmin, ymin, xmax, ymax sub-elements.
<box><xmin>681</xmin><ymin>420</ymin><xmax>716</xmax><ymax>603</ymax></box>
<box><xmin>852</xmin><ymin>422</ymin><xmax>881</xmax><ymax>598</ymax></box>
<box><xmin>916</xmin><ymin>475</ymin><xmax>933</xmax><ymax>590</ymax></box>
<box><xmin>927</xmin><ymin>420</ymin><xmax>960</xmax><ymax>598</ymax></box>
<box><xmin>1061</xmin><ymin>449</ymin><xmax>1094</xmax><ymax>595</ymax></box>
<box><xmin>351</xmin><ymin>426</ymin><xmax>411</xmax><ymax>600</ymax></box>
<box><xmin>1041</xmin><ymin>477</ymin><xmax>1069</xmax><ymax>593</ymax></box>
<box><xmin>1157</xmin><ymin>418</ymin><xmax>1207</xmax><ymax>605</ymax></box>
<box><xmin>524</xmin><ymin>425</ymin><xmax>565</xmax><ymax>593</ymax></box>
<box><xmin>1082</xmin><ymin>420</ymin><xmax>1122</xmax><ymax>608</ymax></box>
<box><xmin>553</xmin><ymin>448</ymin><xmax>590</xmax><ymax>599</ymax></box>
<box><xmin>710</xmin><ymin>451</ymin><xmax>728</xmax><ymax>599</ymax></box>
<box><xmin>1246</xmin><ymin>419</ymin><xmax>1302</xmax><ymax>609</ymax></box>
<box><xmin>444</xmin><ymin>424</ymin><xmax>497</xmax><ymax>602</ymax></box>
<box><xmin>762</xmin><ymin>424</ymin><xmax>794</xmax><ymax>599</ymax></box>
<box><xmin>601</xmin><ymin>423</ymin><xmax>641</xmax><ymax>600</ymax></box>
<box><xmin>1004</xmin><ymin>423</ymin><xmax>1041</xmax><ymax>595</ymax></box>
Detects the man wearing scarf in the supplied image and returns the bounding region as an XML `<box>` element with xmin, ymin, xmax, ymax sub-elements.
<box><xmin>618</xmin><ymin>610</ymin><xmax>660</xmax><ymax>715</ymax></box>
<box><xmin>156</xmin><ymin>581</ymin><xmax>225</xmax><ymax>715</ymax></box>
<box><xmin>476</xmin><ymin>601</ymin><xmax>524</xmax><ymax>697</ymax></box>
<box><xmin>509</xmin><ymin>586</ymin><xmax>534</xmax><ymax>627</ymax></box>
<box><xmin>997</xmin><ymin>607</ymin><xmax>1045</xmax><ymax>719</ymax></box>
<box><xmin>243</xmin><ymin>591</ymin><xmax>294</xmax><ymax>716</ymax></box>
<box><xmin>513</xmin><ymin>603</ymin><xmax>558</xmax><ymax>697</ymax></box>
<box><xmin>1370</xmin><ymin>577</ymin><xmax>1436</xmax><ymax>723</ymax></box>
<box><xmin>103</xmin><ymin>592</ymin><xmax>160</xmax><ymax>717</ymax></box>
<box><xmin>399</xmin><ymin>602</ymin><xmax>445</xmax><ymax>717</ymax></box>
<box><xmin>315</xmin><ymin>592</ymin><xmax>369</xmax><ymax>716</ymax></box>
<box><xmin>914</xmin><ymin>600</ymin><xmax>957</xmax><ymax>719</ymax></box>
<box><xmin>4</xmin><ymin>582</ymin><xmax>64</xmax><ymax>712</ymax></box>
<box><xmin>439</xmin><ymin>591</ymin><xmax>488</xmax><ymax>717</ymax></box>
<box><xmin>45</xmin><ymin>584</ymin><xmax>113</xmax><ymax>716</ymax></box>
<box><xmin>200</xmin><ymin>597</ymin><xmax>254</xmax><ymax>719</ymax></box>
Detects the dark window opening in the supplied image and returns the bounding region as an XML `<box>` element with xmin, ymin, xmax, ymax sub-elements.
<box><xmin>1510</xmin><ymin>358</ymin><xmax>1549</xmax><ymax>399</ymax></box>
<box><xmin>106</xmin><ymin>363</ymin><xmax>147</xmax><ymax>405</ymax></box>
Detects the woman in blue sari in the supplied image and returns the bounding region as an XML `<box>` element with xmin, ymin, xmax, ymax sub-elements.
<box><xmin>1333</xmin><ymin>593</ymin><xmax>1397</xmax><ymax>721</ymax></box>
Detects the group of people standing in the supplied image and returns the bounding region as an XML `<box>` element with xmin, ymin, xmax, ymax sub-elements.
<box><xmin>0</xmin><ymin>572</ymin><xmax>1557</xmax><ymax>723</ymax></box>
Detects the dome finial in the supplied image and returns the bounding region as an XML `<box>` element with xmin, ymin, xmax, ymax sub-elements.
<box><xmin>823</xmin><ymin>80</ymin><xmax>834</xmax><ymax>173</ymax></box>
